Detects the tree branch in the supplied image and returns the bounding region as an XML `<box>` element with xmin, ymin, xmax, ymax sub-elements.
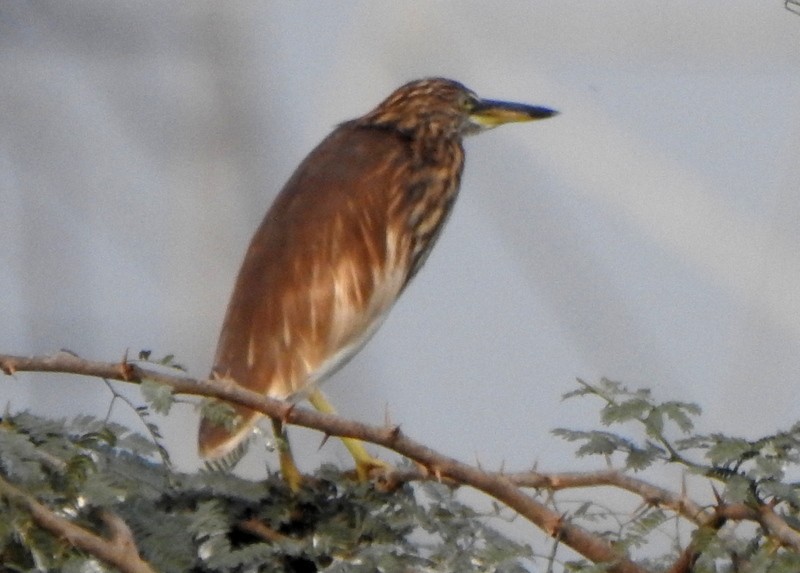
<box><xmin>0</xmin><ymin>473</ymin><xmax>156</xmax><ymax>573</ymax></box>
<box><xmin>8</xmin><ymin>353</ymin><xmax>800</xmax><ymax>568</ymax></box>
<box><xmin>0</xmin><ymin>351</ymin><xmax>649</xmax><ymax>573</ymax></box>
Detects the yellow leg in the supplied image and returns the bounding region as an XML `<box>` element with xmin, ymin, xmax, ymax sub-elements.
<box><xmin>307</xmin><ymin>389</ymin><xmax>390</xmax><ymax>480</ymax></box>
<box><xmin>271</xmin><ymin>418</ymin><xmax>303</xmax><ymax>492</ymax></box>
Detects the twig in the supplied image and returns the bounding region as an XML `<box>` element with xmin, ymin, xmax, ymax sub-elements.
<box><xmin>505</xmin><ymin>469</ymin><xmax>707</xmax><ymax>524</ymax></box>
<box><xmin>504</xmin><ymin>470</ymin><xmax>800</xmax><ymax>553</ymax></box>
<box><xmin>0</xmin><ymin>473</ymin><xmax>156</xmax><ymax>573</ymax></box>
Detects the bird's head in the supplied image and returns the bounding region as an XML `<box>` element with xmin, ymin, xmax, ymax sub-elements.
<box><xmin>361</xmin><ymin>77</ymin><xmax>557</xmax><ymax>140</ymax></box>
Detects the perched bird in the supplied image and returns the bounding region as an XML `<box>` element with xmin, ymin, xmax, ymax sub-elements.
<box><xmin>198</xmin><ymin>78</ymin><xmax>556</xmax><ymax>487</ymax></box>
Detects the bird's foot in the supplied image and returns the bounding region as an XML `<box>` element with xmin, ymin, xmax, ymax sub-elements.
<box><xmin>354</xmin><ymin>454</ymin><xmax>393</xmax><ymax>481</ymax></box>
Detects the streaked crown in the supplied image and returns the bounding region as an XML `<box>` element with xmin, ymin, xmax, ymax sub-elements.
<box><xmin>360</xmin><ymin>78</ymin><xmax>480</xmax><ymax>139</ymax></box>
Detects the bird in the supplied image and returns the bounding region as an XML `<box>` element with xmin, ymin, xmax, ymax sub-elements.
<box><xmin>198</xmin><ymin>77</ymin><xmax>556</xmax><ymax>489</ymax></box>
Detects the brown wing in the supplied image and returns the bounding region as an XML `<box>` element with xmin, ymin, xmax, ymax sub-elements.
<box><xmin>198</xmin><ymin>123</ymin><xmax>416</xmax><ymax>458</ymax></box>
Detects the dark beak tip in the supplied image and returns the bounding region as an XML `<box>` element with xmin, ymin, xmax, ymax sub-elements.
<box><xmin>532</xmin><ymin>107</ymin><xmax>558</xmax><ymax>119</ymax></box>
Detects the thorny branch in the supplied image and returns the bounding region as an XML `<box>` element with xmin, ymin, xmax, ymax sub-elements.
<box><xmin>3</xmin><ymin>352</ymin><xmax>800</xmax><ymax>572</ymax></box>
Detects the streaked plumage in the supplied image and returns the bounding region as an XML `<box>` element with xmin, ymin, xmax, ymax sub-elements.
<box><xmin>198</xmin><ymin>78</ymin><xmax>556</xmax><ymax>466</ymax></box>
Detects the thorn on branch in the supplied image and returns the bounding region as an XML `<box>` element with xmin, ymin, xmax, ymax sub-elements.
<box><xmin>416</xmin><ymin>463</ymin><xmax>445</xmax><ymax>484</ymax></box>
<box><xmin>546</xmin><ymin>513</ymin><xmax>567</xmax><ymax>539</ymax></box>
<box><xmin>118</xmin><ymin>350</ymin><xmax>134</xmax><ymax>381</ymax></box>
<box><xmin>281</xmin><ymin>402</ymin><xmax>296</xmax><ymax>424</ymax></box>
<box><xmin>643</xmin><ymin>494</ymin><xmax>664</xmax><ymax>508</ymax></box>
<box><xmin>711</xmin><ymin>483</ymin><xmax>723</xmax><ymax>506</ymax></box>
<box><xmin>383</xmin><ymin>424</ymin><xmax>402</xmax><ymax>444</ymax></box>
<box><xmin>540</xmin><ymin>473</ymin><xmax>556</xmax><ymax>489</ymax></box>
<box><xmin>383</xmin><ymin>403</ymin><xmax>393</xmax><ymax>428</ymax></box>
<box><xmin>317</xmin><ymin>433</ymin><xmax>331</xmax><ymax>451</ymax></box>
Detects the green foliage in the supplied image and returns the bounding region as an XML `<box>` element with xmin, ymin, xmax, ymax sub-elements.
<box><xmin>687</xmin><ymin>530</ymin><xmax>800</xmax><ymax>573</ymax></box>
<box><xmin>140</xmin><ymin>379</ymin><xmax>175</xmax><ymax>415</ymax></box>
<box><xmin>0</xmin><ymin>411</ymin><xmax>534</xmax><ymax>572</ymax></box>
<box><xmin>555</xmin><ymin>379</ymin><xmax>703</xmax><ymax>473</ymax></box>
<box><xmin>556</xmin><ymin>379</ymin><xmax>800</xmax><ymax>505</ymax></box>
<box><xmin>137</xmin><ymin>349</ymin><xmax>187</xmax><ymax>372</ymax></box>
<box><xmin>199</xmin><ymin>399</ymin><xmax>242</xmax><ymax>433</ymax></box>
<box><xmin>555</xmin><ymin>378</ymin><xmax>800</xmax><ymax>572</ymax></box>
<box><xmin>5</xmin><ymin>376</ymin><xmax>800</xmax><ymax>572</ymax></box>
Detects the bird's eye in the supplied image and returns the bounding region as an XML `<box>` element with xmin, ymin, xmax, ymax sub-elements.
<box><xmin>458</xmin><ymin>93</ymin><xmax>477</xmax><ymax>111</ymax></box>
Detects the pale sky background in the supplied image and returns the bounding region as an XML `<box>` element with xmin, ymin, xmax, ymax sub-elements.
<box><xmin>1</xmin><ymin>1</ymin><xmax>800</xmax><ymax>562</ymax></box>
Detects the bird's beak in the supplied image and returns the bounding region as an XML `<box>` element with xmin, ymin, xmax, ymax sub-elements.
<box><xmin>468</xmin><ymin>99</ymin><xmax>558</xmax><ymax>131</ymax></box>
